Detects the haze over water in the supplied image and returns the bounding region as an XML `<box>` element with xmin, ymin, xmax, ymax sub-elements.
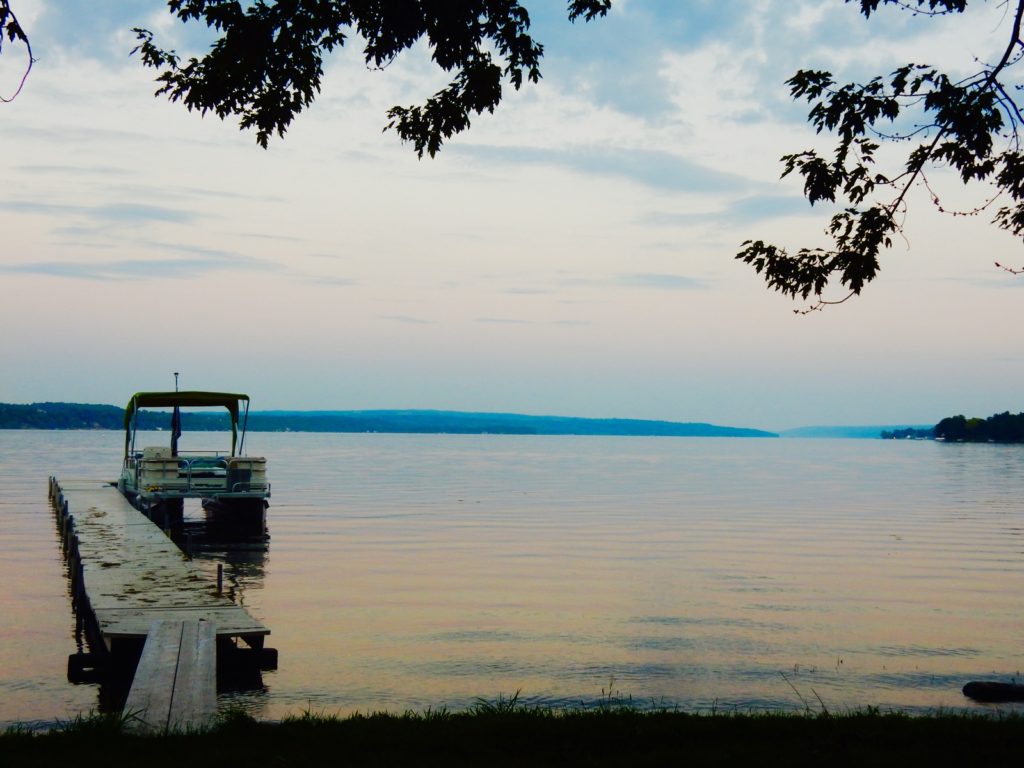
<box><xmin>1</xmin><ymin>430</ymin><xmax>1022</xmax><ymax>726</ymax></box>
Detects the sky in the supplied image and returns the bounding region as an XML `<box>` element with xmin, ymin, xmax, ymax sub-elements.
<box><xmin>1</xmin><ymin>0</ymin><xmax>1022</xmax><ymax>432</ymax></box>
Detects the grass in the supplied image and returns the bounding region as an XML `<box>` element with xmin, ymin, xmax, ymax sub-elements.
<box><xmin>3</xmin><ymin>701</ymin><xmax>1023</xmax><ymax>767</ymax></box>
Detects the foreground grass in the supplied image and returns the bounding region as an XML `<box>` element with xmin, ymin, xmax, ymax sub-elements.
<box><xmin>3</xmin><ymin>704</ymin><xmax>1023</xmax><ymax>767</ymax></box>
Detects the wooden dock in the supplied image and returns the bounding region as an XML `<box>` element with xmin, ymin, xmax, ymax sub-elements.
<box><xmin>50</xmin><ymin>477</ymin><xmax>271</xmax><ymax>731</ymax></box>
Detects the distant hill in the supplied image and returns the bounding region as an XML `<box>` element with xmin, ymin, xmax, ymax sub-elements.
<box><xmin>0</xmin><ymin>402</ymin><xmax>777</xmax><ymax>438</ymax></box>
<box><xmin>0</xmin><ymin>402</ymin><xmax>126</xmax><ymax>430</ymax></box>
<box><xmin>780</xmin><ymin>425</ymin><xmax>935</xmax><ymax>439</ymax></box>
<box><xmin>248</xmin><ymin>410</ymin><xmax>778</xmax><ymax>437</ymax></box>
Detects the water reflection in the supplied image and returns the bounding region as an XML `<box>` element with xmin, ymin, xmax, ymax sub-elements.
<box><xmin>2</xmin><ymin>432</ymin><xmax>1024</xmax><ymax>726</ymax></box>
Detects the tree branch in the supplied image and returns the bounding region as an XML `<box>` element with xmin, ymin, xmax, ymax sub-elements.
<box><xmin>740</xmin><ymin>0</ymin><xmax>1024</xmax><ymax>311</ymax></box>
<box><xmin>0</xmin><ymin>1</ymin><xmax>33</xmax><ymax>103</ymax></box>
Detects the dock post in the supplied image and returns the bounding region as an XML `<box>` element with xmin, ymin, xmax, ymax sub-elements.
<box><xmin>216</xmin><ymin>563</ymin><xmax>223</xmax><ymax>595</ymax></box>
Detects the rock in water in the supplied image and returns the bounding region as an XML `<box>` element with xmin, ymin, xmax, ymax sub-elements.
<box><xmin>962</xmin><ymin>681</ymin><xmax>1024</xmax><ymax>702</ymax></box>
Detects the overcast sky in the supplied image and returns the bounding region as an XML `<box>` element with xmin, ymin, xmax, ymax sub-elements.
<box><xmin>1</xmin><ymin>1</ymin><xmax>1021</xmax><ymax>431</ymax></box>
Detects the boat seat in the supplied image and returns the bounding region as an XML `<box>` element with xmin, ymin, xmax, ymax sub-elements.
<box><xmin>188</xmin><ymin>457</ymin><xmax>226</xmax><ymax>468</ymax></box>
<box><xmin>181</xmin><ymin>456</ymin><xmax>227</xmax><ymax>478</ymax></box>
<box><xmin>142</xmin><ymin>446</ymin><xmax>173</xmax><ymax>459</ymax></box>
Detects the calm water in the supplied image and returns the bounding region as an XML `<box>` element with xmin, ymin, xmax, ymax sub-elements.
<box><xmin>1</xmin><ymin>430</ymin><xmax>1022</xmax><ymax>726</ymax></box>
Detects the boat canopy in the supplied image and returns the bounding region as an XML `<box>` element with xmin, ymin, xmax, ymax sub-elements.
<box><xmin>124</xmin><ymin>391</ymin><xmax>250</xmax><ymax>458</ymax></box>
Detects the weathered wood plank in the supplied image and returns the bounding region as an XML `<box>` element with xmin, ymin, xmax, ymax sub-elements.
<box><xmin>168</xmin><ymin>619</ymin><xmax>217</xmax><ymax>731</ymax></box>
<box><xmin>124</xmin><ymin>619</ymin><xmax>218</xmax><ymax>734</ymax></box>
<box><xmin>96</xmin><ymin>606</ymin><xmax>267</xmax><ymax>639</ymax></box>
<box><xmin>124</xmin><ymin>621</ymin><xmax>184</xmax><ymax>734</ymax></box>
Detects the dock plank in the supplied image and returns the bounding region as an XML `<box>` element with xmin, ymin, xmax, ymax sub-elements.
<box><xmin>167</xmin><ymin>619</ymin><xmax>217</xmax><ymax>731</ymax></box>
<box><xmin>124</xmin><ymin>620</ymin><xmax>218</xmax><ymax>734</ymax></box>
<box><xmin>98</xmin><ymin>606</ymin><xmax>264</xmax><ymax>639</ymax></box>
<box><xmin>124</xmin><ymin>621</ymin><xmax>183</xmax><ymax>734</ymax></box>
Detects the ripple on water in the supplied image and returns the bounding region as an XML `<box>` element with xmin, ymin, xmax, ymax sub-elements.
<box><xmin>2</xmin><ymin>432</ymin><xmax>1023</xmax><ymax>722</ymax></box>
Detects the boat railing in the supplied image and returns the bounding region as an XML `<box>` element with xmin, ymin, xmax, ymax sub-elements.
<box><xmin>180</xmin><ymin>457</ymin><xmax>230</xmax><ymax>490</ymax></box>
<box><xmin>132</xmin><ymin>453</ymin><xmax>268</xmax><ymax>496</ymax></box>
<box><xmin>231</xmin><ymin>480</ymin><xmax>271</xmax><ymax>494</ymax></box>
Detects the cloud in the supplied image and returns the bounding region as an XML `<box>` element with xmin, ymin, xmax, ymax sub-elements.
<box><xmin>617</xmin><ymin>273</ymin><xmax>707</xmax><ymax>290</ymax></box>
<box><xmin>176</xmin><ymin>186</ymin><xmax>287</xmax><ymax>204</ymax></box>
<box><xmin>0</xmin><ymin>200</ymin><xmax>83</xmax><ymax>218</ymax></box>
<box><xmin>639</xmin><ymin>194</ymin><xmax>824</xmax><ymax>229</ymax></box>
<box><xmin>16</xmin><ymin>164</ymin><xmax>128</xmax><ymax>177</ymax></box>
<box><xmin>34</xmin><ymin>1</ymin><xmax>218</xmax><ymax>64</ymax></box>
<box><xmin>306</xmin><ymin>276</ymin><xmax>357</xmax><ymax>286</ymax></box>
<box><xmin>936</xmin><ymin>271</ymin><xmax>1024</xmax><ymax>290</ymax></box>
<box><xmin>502</xmin><ymin>287</ymin><xmax>551</xmax><ymax>295</ymax></box>
<box><xmin>468</xmin><ymin>315</ymin><xmax>587</xmax><ymax>327</ymax></box>
<box><xmin>137</xmin><ymin>241</ymin><xmax>242</xmax><ymax>260</ymax></box>
<box><xmin>0</xmin><ymin>199</ymin><xmax>200</xmax><ymax>225</ymax></box>
<box><xmin>530</xmin><ymin>1</ymin><xmax>745</xmax><ymax>119</ymax></box>
<box><xmin>453</xmin><ymin>144</ymin><xmax>745</xmax><ymax>193</ymax></box>
<box><xmin>730</xmin><ymin>195</ymin><xmax>820</xmax><ymax>222</ymax></box>
<box><xmin>240</xmin><ymin>233</ymin><xmax>305</xmax><ymax>243</ymax></box>
<box><xmin>1</xmin><ymin>122</ymin><xmax>167</xmax><ymax>147</ymax></box>
<box><xmin>0</xmin><ymin>254</ymin><xmax>273</xmax><ymax>281</ymax></box>
<box><xmin>93</xmin><ymin>203</ymin><xmax>199</xmax><ymax>224</ymax></box>
<box><xmin>475</xmin><ymin>317</ymin><xmax>533</xmax><ymax>325</ymax></box>
<box><xmin>380</xmin><ymin>315</ymin><xmax>434</xmax><ymax>324</ymax></box>
<box><xmin>484</xmin><ymin>271</ymin><xmax>707</xmax><ymax>295</ymax></box>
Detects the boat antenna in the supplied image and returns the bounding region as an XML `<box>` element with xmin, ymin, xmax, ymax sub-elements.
<box><xmin>174</xmin><ymin>372</ymin><xmax>179</xmax><ymax>392</ymax></box>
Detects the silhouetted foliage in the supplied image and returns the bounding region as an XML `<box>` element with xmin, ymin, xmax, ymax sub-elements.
<box><xmin>935</xmin><ymin>411</ymin><xmax>1024</xmax><ymax>441</ymax></box>
<box><xmin>739</xmin><ymin>0</ymin><xmax>1024</xmax><ymax>311</ymax></box>
<box><xmin>0</xmin><ymin>0</ymin><xmax>31</xmax><ymax>102</ymax></box>
<box><xmin>130</xmin><ymin>0</ymin><xmax>610</xmax><ymax>154</ymax></box>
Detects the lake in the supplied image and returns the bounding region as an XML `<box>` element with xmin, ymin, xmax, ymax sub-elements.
<box><xmin>1</xmin><ymin>430</ymin><xmax>1022</xmax><ymax>727</ymax></box>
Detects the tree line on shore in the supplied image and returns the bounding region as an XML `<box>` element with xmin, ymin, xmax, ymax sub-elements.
<box><xmin>933</xmin><ymin>412</ymin><xmax>1024</xmax><ymax>442</ymax></box>
<box><xmin>882</xmin><ymin>412</ymin><xmax>1024</xmax><ymax>442</ymax></box>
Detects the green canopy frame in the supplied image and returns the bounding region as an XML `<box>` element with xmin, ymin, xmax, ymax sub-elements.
<box><xmin>123</xmin><ymin>391</ymin><xmax>250</xmax><ymax>459</ymax></box>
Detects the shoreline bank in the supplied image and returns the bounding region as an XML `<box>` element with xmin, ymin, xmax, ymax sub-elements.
<box><xmin>4</xmin><ymin>706</ymin><xmax>1024</xmax><ymax>766</ymax></box>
